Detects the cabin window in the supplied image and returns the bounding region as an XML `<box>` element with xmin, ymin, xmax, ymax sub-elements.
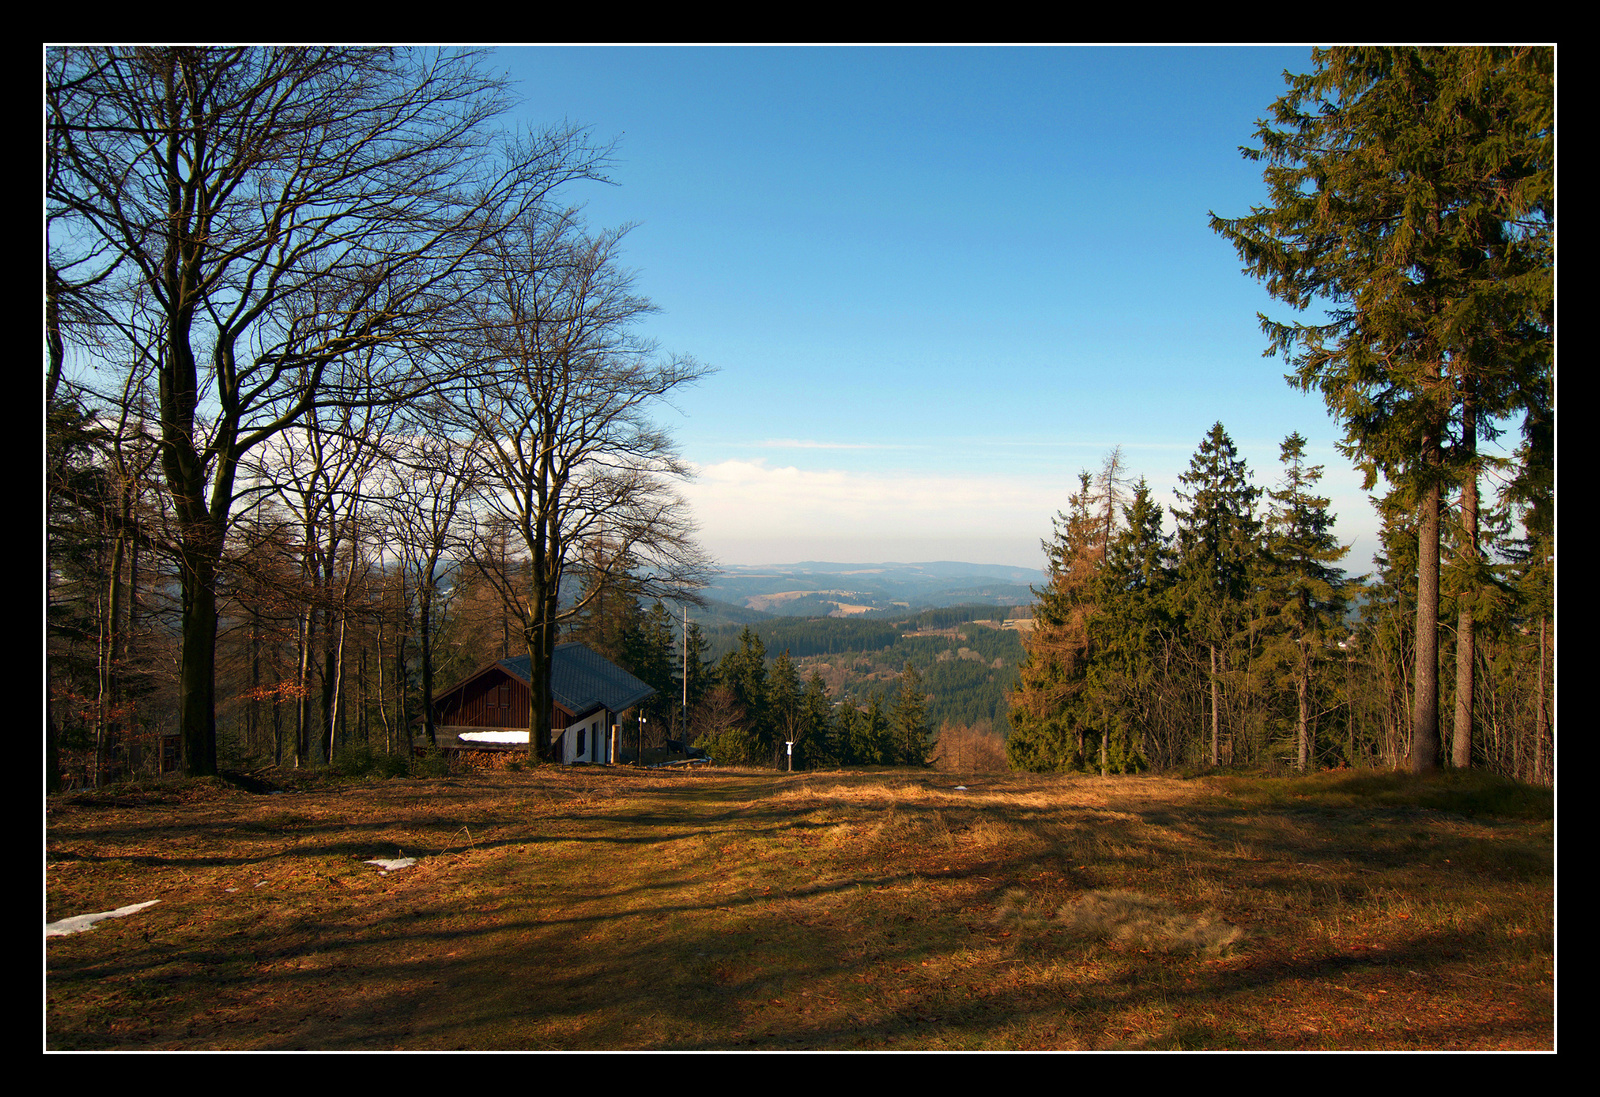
<box><xmin>578</xmin><ymin>726</ymin><xmax>587</xmax><ymax>757</ymax></box>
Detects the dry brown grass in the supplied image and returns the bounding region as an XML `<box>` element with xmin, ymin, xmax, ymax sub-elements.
<box><xmin>45</xmin><ymin>766</ymin><xmax>1553</xmax><ymax>1050</ymax></box>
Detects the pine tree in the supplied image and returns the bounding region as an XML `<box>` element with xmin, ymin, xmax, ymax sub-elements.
<box><xmin>1088</xmin><ymin>478</ymin><xmax>1172</xmax><ymax>772</ymax></box>
<box><xmin>1506</xmin><ymin>438</ymin><xmax>1553</xmax><ymax>785</ymax></box>
<box><xmin>890</xmin><ymin>662</ymin><xmax>931</xmax><ymax>767</ymax></box>
<box><xmin>1359</xmin><ymin>492</ymin><xmax>1421</xmax><ymax>770</ymax></box>
<box><xmin>1256</xmin><ymin>433</ymin><xmax>1354</xmax><ymax>772</ymax></box>
<box><xmin>1211</xmin><ymin>47</ymin><xmax>1553</xmax><ymax>773</ymax></box>
<box><xmin>769</xmin><ymin>649</ymin><xmax>802</xmax><ymax>769</ymax></box>
<box><xmin>680</xmin><ymin>617</ymin><xmax>715</xmax><ymax>733</ymax></box>
<box><xmin>630</xmin><ymin>601</ymin><xmax>680</xmax><ymax>729</ymax></box>
<box><xmin>717</xmin><ymin>627</ymin><xmax>771</xmax><ymax>763</ymax></box>
<box><xmin>1008</xmin><ymin>467</ymin><xmax>1112</xmax><ymax>772</ymax></box>
<box><xmin>800</xmin><ymin>670</ymin><xmax>836</xmax><ymax>769</ymax></box>
<box><xmin>834</xmin><ymin>700</ymin><xmax>862</xmax><ymax>767</ymax></box>
<box><xmin>1170</xmin><ymin>423</ymin><xmax>1261</xmax><ymax>768</ymax></box>
<box><xmin>861</xmin><ymin>696</ymin><xmax>892</xmax><ymax>766</ymax></box>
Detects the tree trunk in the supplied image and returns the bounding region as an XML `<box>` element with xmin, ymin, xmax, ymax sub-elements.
<box><xmin>179</xmin><ymin>552</ymin><xmax>220</xmax><ymax>777</ymax></box>
<box><xmin>1209</xmin><ymin>643</ymin><xmax>1220</xmax><ymax>768</ymax></box>
<box><xmin>525</xmin><ymin>577</ymin><xmax>560</xmax><ymax>764</ymax></box>
<box><xmin>1297</xmin><ymin>638</ymin><xmax>1312</xmax><ymax>773</ymax></box>
<box><xmin>1452</xmin><ymin>393</ymin><xmax>1478</xmax><ymax>768</ymax></box>
<box><xmin>248</xmin><ymin>603</ymin><xmax>262</xmax><ymax>763</ymax></box>
<box><xmin>1532</xmin><ymin>615</ymin><xmax>1547</xmax><ymax>786</ymax></box>
<box><xmin>295</xmin><ymin>608</ymin><xmax>315</xmax><ymax>768</ymax></box>
<box><xmin>1411</xmin><ymin>441</ymin><xmax>1442</xmax><ymax>775</ymax></box>
<box><xmin>325</xmin><ymin>607</ymin><xmax>348</xmax><ymax>764</ymax></box>
<box><xmin>419</xmin><ymin>575</ymin><xmax>438</xmax><ymax>747</ymax></box>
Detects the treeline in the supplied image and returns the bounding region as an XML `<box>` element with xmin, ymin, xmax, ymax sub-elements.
<box><xmin>695</xmin><ymin>603</ymin><xmax>1027</xmax><ymax>661</ymax></box>
<box><xmin>574</xmin><ymin>598</ymin><xmax>1023</xmax><ymax>767</ymax></box>
<box><xmin>697</xmin><ymin>616</ymin><xmax>903</xmax><ymax>661</ymax></box>
<box><xmin>691</xmin><ymin>628</ymin><xmax>934</xmax><ymax>770</ymax></box>
<box><xmin>1009</xmin><ymin>430</ymin><xmax>1552</xmax><ymax>781</ymax></box>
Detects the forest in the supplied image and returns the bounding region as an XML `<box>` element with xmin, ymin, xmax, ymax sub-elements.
<box><xmin>46</xmin><ymin>47</ymin><xmax>1552</xmax><ymax>791</ymax></box>
<box><xmin>1006</xmin><ymin>430</ymin><xmax>1551</xmax><ymax>781</ymax></box>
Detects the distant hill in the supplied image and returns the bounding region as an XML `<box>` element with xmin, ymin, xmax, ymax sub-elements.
<box><xmin>702</xmin><ymin>561</ymin><xmax>1046</xmax><ymax>617</ymax></box>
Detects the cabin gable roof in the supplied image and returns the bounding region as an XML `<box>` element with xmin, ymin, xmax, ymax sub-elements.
<box><xmin>495</xmin><ymin>643</ymin><xmax>656</xmax><ymax>717</ymax></box>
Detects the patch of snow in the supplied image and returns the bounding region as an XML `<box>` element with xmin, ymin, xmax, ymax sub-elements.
<box><xmin>365</xmin><ymin>857</ymin><xmax>416</xmax><ymax>875</ymax></box>
<box><xmin>47</xmin><ymin>900</ymin><xmax>160</xmax><ymax>938</ymax></box>
<box><xmin>459</xmin><ymin>730</ymin><xmax>528</xmax><ymax>744</ymax></box>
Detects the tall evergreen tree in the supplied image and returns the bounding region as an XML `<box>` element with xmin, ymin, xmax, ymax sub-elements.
<box><xmin>1505</xmin><ymin>437</ymin><xmax>1553</xmax><ymax>785</ymax></box>
<box><xmin>860</xmin><ymin>696</ymin><xmax>892</xmax><ymax>766</ymax></box>
<box><xmin>681</xmin><ymin>617</ymin><xmax>715</xmax><ymax>716</ymax></box>
<box><xmin>1088</xmin><ymin>478</ymin><xmax>1172</xmax><ymax>772</ymax></box>
<box><xmin>628</xmin><ymin>601</ymin><xmax>680</xmax><ymax>729</ymax></box>
<box><xmin>799</xmin><ymin>670</ymin><xmax>836</xmax><ymax>769</ymax></box>
<box><xmin>1359</xmin><ymin>491</ymin><xmax>1422</xmax><ymax>769</ymax></box>
<box><xmin>1170</xmin><ymin>423</ymin><xmax>1261</xmax><ymax>768</ymax></box>
<box><xmin>1008</xmin><ymin>464</ymin><xmax>1116</xmax><ymax>772</ymax></box>
<box><xmin>717</xmin><ymin>627</ymin><xmax>771</xmax><ymax>763</ymax></box>
<box><xmin>890</xmin><ymin>662</ymin><xmax>931</xmax><ymax>767</ymax></box>
<box><xmin>834</xmin><ymin>700</ymin><xmax>863</xmax><ymax>767</ymax></box>
<box><xmin>1211</xmin><ymin>47</ymin><xmax>1553</xmax><ymax>773</ymax></box>
<box><xmin>769</xmin><ymin>649</ymin><xmax>802</xmax><ymax>769</ymax></box>
<box><xmin>1257</xmin><ymin>433</ymin><xmax>1354</xmax><ymax>772</ymax></box>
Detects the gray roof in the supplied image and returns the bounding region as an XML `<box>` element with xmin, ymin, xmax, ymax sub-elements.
<box><xmin>498</xmin><ymin>643</ymin><xmax>656</xmax><ymax>717</ymax></box>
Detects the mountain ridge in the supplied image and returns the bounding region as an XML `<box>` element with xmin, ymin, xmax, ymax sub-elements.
<box><xmin>699</xmin><ymin>560</ymin><xmax>1047</xmax><ymax>619</ymax></box>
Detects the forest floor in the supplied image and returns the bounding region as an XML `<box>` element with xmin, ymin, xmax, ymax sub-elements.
<box><xmin>45</xmin><ymin>765</ymin><xmax>1554</xmax><ymax>1051</ymax></box>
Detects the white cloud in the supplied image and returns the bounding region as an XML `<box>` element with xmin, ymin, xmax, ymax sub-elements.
<box><xmin>679</xmin><ymin>453</ymin><xmax>1384</xmax><ymax>573</ymax></box>
<box><xmin>681</xmin><ymin>458</ymin><xmax>1068</xmax><ymax>565</ymax></box>
<box><xmin>752</xmin><ymin>438</ymin><xmax>925</xmax><ymax>450</ymax></box>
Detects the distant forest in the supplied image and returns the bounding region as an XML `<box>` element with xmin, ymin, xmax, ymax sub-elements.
<box><xmin>696</xmin><ymin>605</ymin><xmax>1028</xmax><ymax>733</ymax></box>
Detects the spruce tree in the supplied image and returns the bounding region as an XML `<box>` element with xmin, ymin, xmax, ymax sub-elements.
<box><xmin>1170</xmin><ymin>423</ymin><xmax>1260</xmax><ymax>769</ymax></box>
<box><xmin>861</xmin><ymin>696</ymin><xmax>892</xmax><ymax>766</ymax></box>
<box><xmin>890</xmin><ymin>662</ymin><xmax>931</xmax><ymax>767</ymax></box>
<box><xmin>1257</xmin><ymin>433</ymin><xmax>1353</xmax><ymax>772</ymax></box>
<box><xmin>1211</xmin><ymin>47</ymin><xmax>1553</xmax><ymax>773</ymax></box>
<box><xmin>834</xmin><ymin>700</ymin><xmax>862</xmax><ymax>767</ymax></box>
<box><xmin>1088</xmin><ymin>478</ymin><xmax>1172</xmax><ymax>772</ymax></box>
<box><xmin>1008</xmin><ymin>468</ymin><xmax>1110</xmax><ymax>772</ymax></box>
<box><xmin>681</xmin><ymin>618</ymin><xmax>715</xmax><ymax>716</ymax></box>
<box><xmin>1360</xmin><ymin>492</ymin><xmax>1421</xmax><ymax>769</ymax></box>
<box><xmin>717</xmin><ymin>627</ymin><xmax>771</xmax><ymax>763</ymax></box>
<box><xmin>769</xmin><ymin>649</ymin><xmax>802</xmax><ymax>769</ymax></box>
<box><xmin>801</xmin><ymin>670</ymin><xmax>836</xmax><ymax>769</ymax></box>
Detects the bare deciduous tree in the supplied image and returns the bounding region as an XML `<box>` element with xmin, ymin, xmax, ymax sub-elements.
<box><xmin>458</xmin><ymin>210</ymin><xmax>712</xmax><ymax>761</ymax></box>
<box><xmin>48</xmin><ymin>47</ymin><xmax>609</xmax><ymax>774</ymax></box>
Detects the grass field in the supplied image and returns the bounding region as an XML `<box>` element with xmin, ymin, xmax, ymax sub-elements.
<box><xmin>44</xmin><ymin>765</ymin><xmax>1554</xmax><ymax>1051</ymax></box>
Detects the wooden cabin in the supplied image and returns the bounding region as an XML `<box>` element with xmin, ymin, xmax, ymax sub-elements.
<box><xmin>423</xmin><ymin>643</ymin><xmax>656</xmax><ymax>764</ymax></box>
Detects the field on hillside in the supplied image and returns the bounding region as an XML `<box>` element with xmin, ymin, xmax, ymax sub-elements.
<box><xmin>45</xmin><ymin>766</ymin><xmax>1554</xmax><ymax>1051</ymax></box>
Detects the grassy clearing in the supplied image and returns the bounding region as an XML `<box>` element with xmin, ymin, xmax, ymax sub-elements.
<box><xmin>45</xmin><ymin>765</ymin><xmax>1553</xmax><ymax>1050</ymax></box>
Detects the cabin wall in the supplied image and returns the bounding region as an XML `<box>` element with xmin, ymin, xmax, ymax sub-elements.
<box><xmin>436</xmin><ymin>671</ymin><xmax>588</xmax><ymax>731</ymax></box>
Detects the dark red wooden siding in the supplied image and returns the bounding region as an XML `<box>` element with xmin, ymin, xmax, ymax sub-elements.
<box><xmin>437</xmin><ymin>667</ymin><xmax>579</xmax><ymax>730</ymax></box>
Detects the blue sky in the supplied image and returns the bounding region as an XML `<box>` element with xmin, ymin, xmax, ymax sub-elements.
<box><xmin>495</xmin><ymin>45</ymin><xmax>1513</xmax><ymax>573</ymax></box>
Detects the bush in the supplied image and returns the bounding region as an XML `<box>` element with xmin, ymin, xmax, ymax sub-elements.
<box><xmin>693</xmin><ymin>726</ymin><xmax>756</xmax><ymax>766</ymax></box>
<box><xmin>324</xmin><ymin>744</ymin><xmax>416</xmax><ymax>780</ymax></box>
<box><xmin>410</xmin><ymin>750</ymin><xmax>452</xmax><ymax>778</ymax></box>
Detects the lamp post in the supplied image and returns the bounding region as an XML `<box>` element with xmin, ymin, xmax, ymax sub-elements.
<box><xmin>638</xmin><ymin>712</ymin><xmax>647</xmax><ymax>767</ymax></box>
